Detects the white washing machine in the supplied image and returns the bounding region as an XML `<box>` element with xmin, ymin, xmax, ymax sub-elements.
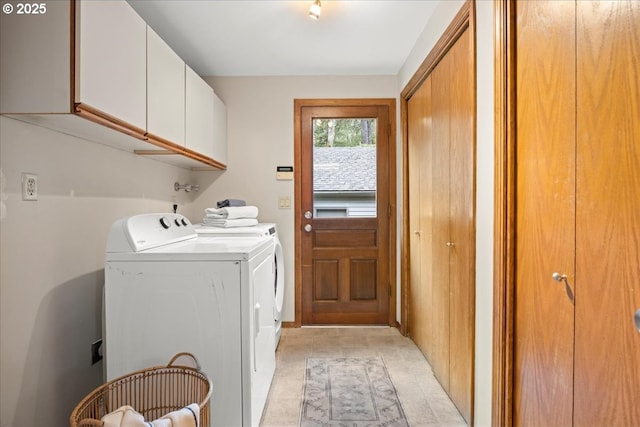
<box><xmin>196</xmin><ymin>223</ymin><xmax>284</xmax><ymax>348</ymax></box>
<box><xmin>104</xmin><ymin>213</ymin><xmax>275</xmax><ymax>427</ymax></box>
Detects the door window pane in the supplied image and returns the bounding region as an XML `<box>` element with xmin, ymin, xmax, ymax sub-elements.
<box><xmin>312</xmin><ymin>118</ymin><xmax>377</xmax><ymax>218</ymax></box>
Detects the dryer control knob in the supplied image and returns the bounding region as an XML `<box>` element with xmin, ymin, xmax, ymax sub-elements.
<box><xmin>159</xmin><ymin>216</ymin><xmax>172</xmax><ymax>229</ymax></box>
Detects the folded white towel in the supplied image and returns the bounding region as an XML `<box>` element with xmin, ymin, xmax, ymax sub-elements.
<box><xmin>101</xmin><ymin>404</ymin><xmax>199</xmax><ymax>427</ymax></box>
<box><xmin>101</xmin><ymin>405</ymin><xmax>145</xmax><ymax>427</ymax></box>
<box><xmin>202</xmin><ymin>218</ymin><xmax>259</xmax><ymax>228</ymax></box>
<box><xmin>159</xmin><ymin>403</ymin><xmax>199</xmax><ymax>427</ymax></box>
<box><xmin>204</xmin><ymin>206</ymin><xmax>259</xmax><ymax>219</ymax></box>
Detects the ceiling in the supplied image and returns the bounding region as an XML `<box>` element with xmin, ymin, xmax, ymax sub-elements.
<box><xmin>127</xmin><ymin>1</ymin><xmax>439</xmax><ymax>77</ymax></box>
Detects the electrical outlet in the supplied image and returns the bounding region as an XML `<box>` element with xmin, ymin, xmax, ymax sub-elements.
<box><xmin>91</xmin><ymin>339</ymin><xmax>103</xmax><ymax>365</ymax></box>
<box><xmin>22</xmin><ymin>173</ymin><xmax>38</xmax><ymax>201</ymax></box>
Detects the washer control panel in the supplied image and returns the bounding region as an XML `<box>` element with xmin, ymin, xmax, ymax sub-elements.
<box><xmin>106</xmin><ymin>213</ymin><xmax>197</xmax><ymax>253</ymax></box>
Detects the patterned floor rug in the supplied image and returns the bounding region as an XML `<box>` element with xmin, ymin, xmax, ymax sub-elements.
<box><xmin>299</xmin><ymin>356</ymin><xmax>409</xmax><ymax>427</ymax></box>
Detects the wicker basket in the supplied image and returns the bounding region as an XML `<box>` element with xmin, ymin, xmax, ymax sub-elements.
<box><xmin>70</xmin><ymin>352</ymin><xmax>212</xmax><ymax>427</ymax></box>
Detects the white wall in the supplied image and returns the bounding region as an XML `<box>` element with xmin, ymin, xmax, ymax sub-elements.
<box><xmin>0</xmin><ymin>116</ymin><xmax>195</xmax><ymax>427</ymax></box>
<box><xmin>191</xmin><ymin>75</ymin><xmax>399</xmax><ymax>324</ymax></box>
<box><xmin>398</xmin><ymin>1</ymin><xmax>494</xmax><ymax>425</ymax></box>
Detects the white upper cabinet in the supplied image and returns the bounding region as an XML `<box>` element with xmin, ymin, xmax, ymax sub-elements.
<box><xmin>147</xmin><ymin>27</ymin><xmax>185</xmax><ymax>146</ymax></box>
<box><xmin>78</xmin><ymin>0</ymin><xmax>147</xmax><ymax>131</ymax></box>
<box><xmin>212</xmin><ymin>91</ymin><xmax>228</xmax><ymax>165</ymax></box>
<box><xmin>1</xmin><ymin>0</ymin><xmax>71</xmax><ymax>113</ymax></box>
<box><xmin>0</xmin><ymin>0</ymin><xmax>226</xmax><ymax>169</ymax></box>
<box><xmin>185</xmin><ymin>66</ymin><xmax>214</xmax><ymax>157</ymax></box>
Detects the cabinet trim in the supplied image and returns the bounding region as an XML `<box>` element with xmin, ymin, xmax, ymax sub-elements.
<box><xmin>75</xmin><ymin>102</ymin><xmax>147</xmax><ymax>141</ymax></box>
<box><xmin>145</xmin><ymin>132</ymin><xmax>226</xmax><ymax>170</ymax></box>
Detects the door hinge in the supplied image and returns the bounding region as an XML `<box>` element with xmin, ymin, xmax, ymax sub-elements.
<box><xmin>389</xmin><ymin>283</ymin><xmax>392</xmax><ymax>296</ymax></box>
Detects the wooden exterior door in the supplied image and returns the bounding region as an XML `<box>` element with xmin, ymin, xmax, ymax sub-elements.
<box><xmin>513</xmin><ymin>1</ymin><xmax>640</xmax><ymax>425</ymax></box>
<box><xmin>295</xmin><ymin>100</ymin><xmax>393</xmax><ymax>325</ymax></box>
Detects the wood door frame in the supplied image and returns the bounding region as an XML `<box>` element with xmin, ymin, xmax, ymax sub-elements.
<box><xmin>292</xmin><ymin>98</ymin><xmax>397</xmax><ymax>327</ymax></box>
<box><xmin>399</xmin><ymin>0</ymin><xmax>474</xmax><ymax>335</ymax></box>
<box><xmin>492</xmin><ymin>1</ymin><xmax>516</xmax><ymax>426</ymax></box>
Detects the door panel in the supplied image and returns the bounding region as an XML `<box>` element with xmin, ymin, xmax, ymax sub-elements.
<box><xmin>299</xmin><ymin>103</ymin><xmax>391</xmax><ymax>325</ymax></box>
<box><xmin>514</xmin><ymin>1</ymin><xmax>576</xmax><ymax>425</ymax></box>
<box><xmin>431</xmin><ymin>48</ymin><xmax>452</xmax><ymax>391</ymax></box>
<box><xmin>408</xmin><ymin>76</ymin><xmax>433</xmax><ymax>358</ymax></box>
<box><xmin>405</xmin><ymin>24</ymin><xmax>475</xmax><ymax>425</ymax></box>
<box><xmin>574</xmin><ymin>1</ymin><xmax>640</xmax><ymax>425</ymax></box>
<box><xmin>447</xmin><ymin>28</ymin><xmax>475</xmax><ymax>424</ymax></box>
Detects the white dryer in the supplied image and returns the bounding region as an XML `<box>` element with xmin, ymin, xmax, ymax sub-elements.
<box><xmin>196</xmin><ymin>224</ymin><xmax>285</xmax><ymax>348</ymax></box>
<box><xmin>104</xmin><ymin>213</ymin><xmax>275</xmax><ymax>427</ymax></box>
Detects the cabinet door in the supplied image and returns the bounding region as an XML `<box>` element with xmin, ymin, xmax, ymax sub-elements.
<box><xmin>147</xmin><ymin>26</ymin><xmax>185</xmax><ymax>146</ymax></box>
<box><xmin>185</xmin><ymin>66</ymin><xmax>214</xmax><ymax>157</ymax></box>
<box><xmin>212</xmin><ymin>92</ymin><xmax>228</xmax><ymax>165</ymax></box>
<box><xmin>574</xmin><ymin>1</ymin><xmax>640</xmax><ymax>425</ymax></box>
<box><xmin>78</xmin><ymin>0</ymin><xmax>146</xmax><ymax>131</ymax></box>
<box><xmin>0</xmin><ymin>0</ymin><xmax>71</xmax><ymax>113</ymax></box>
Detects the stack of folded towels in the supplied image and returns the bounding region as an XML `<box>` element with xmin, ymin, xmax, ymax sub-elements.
<box><xmin>202</xmin><ymin>205</ymin><xmax>259</xmax><ymax>228</ymax></box>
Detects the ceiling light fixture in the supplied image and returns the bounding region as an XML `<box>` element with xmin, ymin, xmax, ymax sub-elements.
<box><xmin>309</xmin><ymin>0</ymin><xmax>321</xmax><ymax>20</ymax></box>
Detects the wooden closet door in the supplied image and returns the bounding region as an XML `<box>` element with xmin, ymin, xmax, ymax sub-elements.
<box><xmin>448</xmin><ymin>28</ymin><xmax>475</xmax><ymax>424</ymax></box>
<box><xmin>408</xmin><ymin>76</ymin><xmax>434</xmax><ymax>358</ymax></box>
<box><xmin>431</xmin><ymin>49</ymin><xmax>452</xmax><ymax>392</ymax></box>
<box><xmin>514</xmin><ymin>1</ymin><xmax>576</xmax><ymax>425</ymax></box>
<box><xmin>574</xmin><ymin>2</ymin><xmax>640</xmax><ymax>425</ymax></box>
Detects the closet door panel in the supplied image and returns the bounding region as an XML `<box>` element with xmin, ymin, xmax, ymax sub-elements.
<box><xmin>574</xmin><ymin>2</ymin><xmax>640</xmax><ymax>425</ymax></box>
<box><xmin>514</xmin><ymin>1</ymin><xmax>576</xmax><ymax>425</ymax></box>
<box><xmin>408</xmin><ymin>77</ymin><xmax>434</xmax><ymax>360</ymax></box>
<box><xmin>448</xmin><ymin>28</ymin><xmax>475</xmax><ymax>424</ymax></box>
<box><xmin>419</xmin><ymin>78</ymin><xmax>434</xmax><ymax>362</ymax></box>
<box><xmin>431</xmin><ymin>53</ymin><xmax>452</xmax><ymax>390</ymax></box>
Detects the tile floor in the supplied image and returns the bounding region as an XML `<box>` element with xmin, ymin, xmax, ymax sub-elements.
<box><xmin>260</xmin><ymin>327</ymin><xmax>467</xmax><ymax>427</ymax></box>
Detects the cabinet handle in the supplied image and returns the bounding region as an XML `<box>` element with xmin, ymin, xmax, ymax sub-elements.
<box><xmin>634</xmin><ymin>309</ymin><xmax>640</xmax><ymax>333</ymax></box>
<box><xmin>446</xmin><ymin>242</ymin><xmax>455</xmax><ymax>247</ymax></box>
<box><xmin>414</xmin><ymin>230</ymin><xmax>421</xmax><ymax>236</ymax></box>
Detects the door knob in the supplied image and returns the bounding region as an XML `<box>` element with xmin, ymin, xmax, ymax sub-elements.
<box><xmin>304</xmin><ymin>211</ymin><xmax>313</xmax><ymax>219</ymax></box>
<box><xmin>635</xmin><ymin>309</ymin><xmax>640</xmax><ymax>333</ymax></box>
<box><xmin>552</xmin><ymin>272</ymin><xmax>574</xmax><ymax>303</ymax></box>
<box><xmin>304</xmin><ymin>224</ymin><xmax>312</xmax><ymax>233</ymax></box>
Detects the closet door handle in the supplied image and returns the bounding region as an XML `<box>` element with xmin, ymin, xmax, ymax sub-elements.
<box><xmin>634</xmin><ymin>309</ymin><xmax>640</xmax><ymax>333</ymax></box>
<box><xmin>552</xmin><ymin>272</ymin><xmax>574</xmax><ymax>304</ymax></box>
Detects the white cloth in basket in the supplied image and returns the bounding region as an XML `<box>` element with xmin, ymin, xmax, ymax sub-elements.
<box><xmin>100</xmin><ymin>403</ymin><xmax>199</xmax><ymax>427</ymax></box>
